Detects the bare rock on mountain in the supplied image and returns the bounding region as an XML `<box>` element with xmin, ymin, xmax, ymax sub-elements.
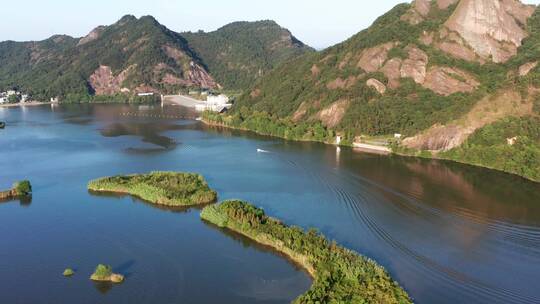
<box><xmin>402</xmin><ymin>0</ymin><xmax>432</xmax><ymax>24</ymax></box>
<box><xmin>357</xmin><ymin>42</ymin><xmax>397</xmax><ymax>73</ymax></box>
<box><xmin>444</xmin><ymin>0</ymin><xmax>535</xmax><ymax>63</ymax></box>
<box><xmin>316</xmin><ymin>99</ymin><xmax>350</xmax><ymax>128</ymax></box>
<box><xmin>366</xmin><ymin>78</ymin><xmax>387</xmax><ymax>94</ymax></box>
<box><xmin>400</xmin><ymin>45</ymin><xmax>428</xmax><ymax>83</ymax></box>
<box><xmin>437</xmin><ymin>0</ymin><xmax>458</xmax><ymax>10</ymax></box>
<box><xmin>519</xmin><ymin>61</ymin><xmax>539</xmax><ymax>76</ymax></box>
<box><xmin>89</xmin><ymin>65</ymin><xmax>133</xmax><ymax>95</ymax></box>
<box><xmin>293</xmin><ymin>101</ymin><xmax>311</xmax><ymax>122</ymax></box>
<box><xmin>435</xmin><ymin>28</ymin><xmax>481</xmax><ymax>62</ymax></box>
<box><xmin>381</xmin><ymin>58</ymin><xmax>403</xmax><ymax>89</ymax></box>
<box><xmin>186</xmin><ymin>62</ymin><xmax>219</xmax><ymax>89</ymax></box>
<box><xmin>78</xmin><ymin>26</ymin><xmax>106</xmax><ymax>46</ymax></box>
<box><xmin>327</xmin><ymin>76</ymin><xmax>358</xmax><ymax>90</ymax></box>
<box><xmin>422</xmin><ymin>66</ymin><xmax>479</xmax><ymax>96</ymax></box>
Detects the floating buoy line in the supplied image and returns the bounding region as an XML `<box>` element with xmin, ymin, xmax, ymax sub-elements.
<box><xmin>119</xmin><ymin>112</ymin><xmax>199</xmax><ymax>120</ymax></box>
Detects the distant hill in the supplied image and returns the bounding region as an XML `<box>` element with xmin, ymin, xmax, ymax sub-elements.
<box><xmin>206</xmin><ymin>0</ymin><xmax>540</xmax><ymax>182</ymax></box>
<box><xmin>183</xmin><ymin>20</ymin><xmax>314</xmax><ymax>90</ymax></box>
<box><xmin>0</xmin><ymin>16</ymin><xmax>312</xmax><ymax>101</ymax></box>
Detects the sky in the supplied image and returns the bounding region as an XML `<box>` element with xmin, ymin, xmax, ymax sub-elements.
<box><xmin>1</xmin><ymin>0</ymin><xmax>540</xmax><ymax>49</ymax></box>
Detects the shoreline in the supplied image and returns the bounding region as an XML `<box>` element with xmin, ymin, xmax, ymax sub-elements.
<box><xmin>201</xmin><ymin>201</ymin><xmax>412</xmax><ymax>303</ymax></box>
<box><xmin>201</xmin><ymin>118</ymin><xmax>539</xmax><ymax>184</ymax></box>
<box><xmin>0</xmin><ymin>101</ymin><xmax>52</xmax><ymax>108</ymax></box>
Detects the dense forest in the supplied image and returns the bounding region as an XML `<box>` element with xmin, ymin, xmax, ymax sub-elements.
<box><xmin>183</xmin><ymin>21</ymin><xmax>314</xmax><ymax>90</ymax></box>
<box><xmin>0</xmin><ymin>16</ymin><xmax>311</xmax><ymax>101</ymax></box>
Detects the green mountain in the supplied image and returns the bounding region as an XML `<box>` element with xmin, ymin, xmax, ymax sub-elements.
<box><xmin>183</xmin><ymin>20</ymin><xmax>314</xmax><ymax>90</ymax></box>
<box><xmin>205</xmin><ymin>0</ymin><xmax>540</xmax><ymax>182</ymax></box>
<box><xmin>0</xmin><ymin>16</ymin><xmax>312</xmax><ymax>101</ymax></box>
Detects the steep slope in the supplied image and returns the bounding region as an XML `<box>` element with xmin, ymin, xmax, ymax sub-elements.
<box><xmin>0</xmin><ymin>15</ymin><xmax>216</xmax><ymax>100</ymax></box>
<box><xmin>183</xmin><ymin>20</ymin><xmax>314</xmax><ymax>89</ymax></box>
<box><xmin>205</xmin><ymin>0</ymin><xmax>540</xmax><ymax>181</ymax></box>
<box><xmin>0</xmin><ymin>16</ymin><xmax>311</xmax><ymax>101</ymax></box>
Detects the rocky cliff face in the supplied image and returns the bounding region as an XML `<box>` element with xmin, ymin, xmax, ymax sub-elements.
<box><xmin>444</xmin><ymin>0</ymin><xmax>535</xmax><ymax>63</ymax></box>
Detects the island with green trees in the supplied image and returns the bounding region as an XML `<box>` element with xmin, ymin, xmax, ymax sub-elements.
<box><xmin>201</xmin><ymin>200</ymin><xmax>412</xmax><ymax>304</ymax></box>
<box><xmin>87</xmin><ymin>171</ymin><xmax>217</xmax><ymax>207</ymax></box>
<box><xmin>90</xmin><ymin>264</ymin><xmax>124</xmax><ymax>283</ymax></box>
<box><xmin>0</xmin><ymin>180</ymin><xmax>32</xmax><ymax>201</ymax></box>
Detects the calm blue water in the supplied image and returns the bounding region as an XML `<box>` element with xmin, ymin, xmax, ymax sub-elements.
<box><xmin>1</xmin><ymin>103</ymin><xmax>539</xmax><ymax>304</ymax></box>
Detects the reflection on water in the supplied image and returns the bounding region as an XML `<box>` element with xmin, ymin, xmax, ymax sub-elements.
<box><xmin>0</xmin><ymin>196</ymin><xmax>32</xmax><ymax>207</ymax></box>
<box><xmin>0</xmin><ymin>103</ymin><xmax>539</xmax><ymax>304</ymax></box>
<box><xmin>87</xmin><ymin>190</ymin><xmax>208</xmax><ymax>214</ymax></box>
<box><xmin>202</xmin><ymin>220</ymin><xmax>312</xmax><ymax>302</ymax></box>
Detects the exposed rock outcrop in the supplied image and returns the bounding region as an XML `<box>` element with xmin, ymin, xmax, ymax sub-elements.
<box><xmin>437</xmin><ymin>0</ymin><xmax>458</xmax><ymax>10</ymax></box>
<box><xmin>423</xmin><ymin>66</ymin><xmax>479</xmax><ymax>96</ymax></box>
<box><xmin>402</xmin><ymin>0</ymin><xmax>432</xmax><ymax>24</ymax></box>
<box><xmin>316</xmin><ymin>99</ymin><xmax>350</xmax><ymax>128</ymax></box>
<box><xmin>357</xmin><ymin>42</ymin><xmax>397</xmax><ymax>73</ymax></box>
<box><xmin>400</xmin><ymin>45</ymin><xmax>428</xmax><ymax>83</ymax></box>
<box><xmin>327</xmin><ymin>76</ymin><xmax>358</xmax><ymax>90</ymax></box>
<box><xmin>380</xmin><ymin>58</ymin><xmax>403</xmax><ymax>89</ymax></box>
<box><xmin>78</xmin><ymin>26</ymin><xmax>105</xmax><ymax>46</ymax></box>
<box><xmin>366</xmin><ymin>78</ymin><xmax>387</xmax><ymax>94</ymax></box>
<box><xmin>519</xmin><ymin>61</ymin><xmax>539</xmax><ymax>76</ymax></box>
<box><xmin>89</xmin><ymin>65</ymin><xmax>134</xmax><ymax>95</ymax></box>
<box><xmin>443</xmin><ymin>0</ymin><xmax>535</xmax><ymax>63</ymax></box>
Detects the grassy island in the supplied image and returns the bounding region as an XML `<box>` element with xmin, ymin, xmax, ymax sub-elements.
<box><xmin>201</xmin><ymin>200</ymin><xmax>412</xmax><ymax>304</ymax></box>
<box><xmin>90</xmin><ymin>264</ymin><xmax>124</xmax><ymax>283</ymax></box>
<box><xmin>88</xmin><ymin>172</ymin><xmax>217</xmax><ymax>207</ymax></box>
<box><xmin>0</xmin><ymin>180</ymin><xmax>32</xmax><ymax>201</ymax></box>
<box><xmin>63</xmin><ymin>268</ymin><xmax>74</xmax><ymax>277</ymax></box>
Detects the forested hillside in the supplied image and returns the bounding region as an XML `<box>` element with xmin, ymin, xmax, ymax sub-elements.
<box><xmin>183</xmin><ymin>21</ymin><xmax>313</xmax><ymax>89</ymax></box>
<box><xmin>0</xmin><ymin>16</ymin><xmax>311</xmax><ymax>101</ymax></box>
<box><xmin>204</xmin><ymin>0</ymin><xmax>540</xmax><ymax>182</ymax></box>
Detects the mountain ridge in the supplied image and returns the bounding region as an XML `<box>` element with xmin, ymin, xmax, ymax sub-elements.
<box><xmin>0</xmin><ymin>15</ymin><xmax>313</xmax><ymax>100</ymax></box>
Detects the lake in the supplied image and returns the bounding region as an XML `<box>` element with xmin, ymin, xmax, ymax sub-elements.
<box><xmin>1</xmin><ymin>103</ymin><xmax>539</xmax><ymax>304</ymax></box>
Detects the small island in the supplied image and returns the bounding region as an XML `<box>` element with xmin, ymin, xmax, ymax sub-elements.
<box><xmin>90</xmin><ymin>264</ymin><xmax>124</xmax><ymax>283</ymax></box>
<box><xmin>63</xmin><ymin>268</ymin><xmax>74</xmax><ymax>277</ymax></box>
<box><xmin>88</xmin><ymin>171</ymin><xmax>217</xmax><ymax>207</ymax></box>
<box><xmin>201</xmin><ymin>200</ymin><xmax>412</xmax><ymax>304</ymax></box>
<box><xmin>0</xmin><ymin>180</ymin><xmax>32</xmax><ymax>201</ymax></box>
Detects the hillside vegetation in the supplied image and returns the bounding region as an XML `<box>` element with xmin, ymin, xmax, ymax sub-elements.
<box><xmin>183</xmin><ymin>20</ymin><xmax>314</xmax><ymax>90</ymax></box>
<box><xmin>0</xmin><ymin>16</ymin><xmax>311</xmax><ymax>101</ymax></box>
<box><xmin>204</xmin><ymin>1</ymin><xmax>540</xmax><ymax>182</ymax></box>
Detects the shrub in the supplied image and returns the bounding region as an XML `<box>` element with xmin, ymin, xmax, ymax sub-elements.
<box><xmin>13</xmin><ymin>180</ymin><xmax>32</xmax><ymax>196</ymax></box>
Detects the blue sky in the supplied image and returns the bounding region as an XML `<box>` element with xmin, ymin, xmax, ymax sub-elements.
<box><xmin>2</xmin><ymin>0</ymin><xmax>539</xmax><ymax>49</ymax></box>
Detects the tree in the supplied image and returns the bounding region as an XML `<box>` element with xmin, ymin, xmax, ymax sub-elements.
<box><xmin>7</xmin><ymin>94</ymin><xmax>19</xmax><ymax>104</ymax></box>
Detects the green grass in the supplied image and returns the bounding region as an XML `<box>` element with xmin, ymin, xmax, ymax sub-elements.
<box><xmin>201</xmin><ymin>200</ymin><xmax>412</xmax><ymax>304</ymax></box>
<box><xmin>88</xmin><ymin>171</ymin><xmax>217</xmax><ymax>206</ymax></box>
<box><xmin>63</xmin><ymin>268</ymin><xmax>75</xmax><ymax>277</ymax></box>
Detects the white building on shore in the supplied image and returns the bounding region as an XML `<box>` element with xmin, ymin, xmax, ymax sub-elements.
<box><xmin>194</xmin><ymin>94</ymin><xmax>232</xmax><ymax>113</ymax></box>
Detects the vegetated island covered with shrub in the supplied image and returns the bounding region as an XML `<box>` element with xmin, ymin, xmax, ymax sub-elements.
<box><xmin>201</xmin><ymin>200</ymin><xmax>412</xmax><ymax>304</ymax></box>
<box><xmin>0</xmin><ymin>180</ymin><xmax>32</xmax><ymax>201</ymax></box>
<box><xmin>90</xmin><ymin>264</ymin><xmax>124</xmax><ymax>283</ymax></box>
<box><xmin>88</xmin><ymin>171</ymin><xmax>217</xmax><ymax>207</ymax></box>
